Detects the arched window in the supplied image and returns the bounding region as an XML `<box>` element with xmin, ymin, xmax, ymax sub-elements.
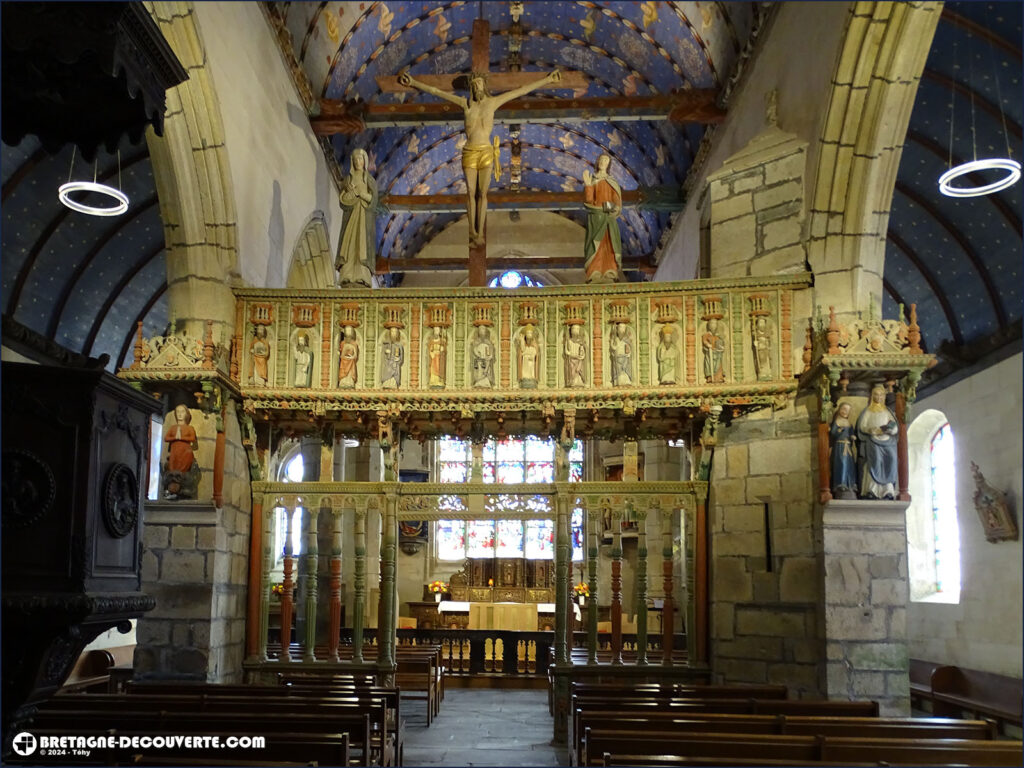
<box><xmin>435</xmin><ymin>436</ymin><xmax>584</xmax><ymax>562</ymax></box>
<box><xmin>906</xmin><ymin>410</ymin><xmax>961</xmax><ymax>603</ymax></box>
<box><xmin>488</xmin><ymin>270</ymin><xmax>543</xmax><ymax>289</ymax></box>
<box><xmin>273</xmin><ymin>447</ymin><xmax>304</xmax><ymax>560</ymax></box>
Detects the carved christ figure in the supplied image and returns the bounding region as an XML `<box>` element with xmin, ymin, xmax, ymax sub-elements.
<box><xmin>398</xmin><ymin>68</ymin><xmax>562</xmax><ymax>246</ymax></box>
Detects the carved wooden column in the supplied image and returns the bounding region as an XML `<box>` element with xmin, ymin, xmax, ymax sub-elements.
<box><xmin>610</xmin><ymin>507</ymin><xmax>623</xmax><ymax>665</ymax></box>
<box><xmin>302</xmin><ymin>503</ymin><xmax>320</xmax><ymax>661</ymax></box>
<box><xmin>587</xmin><ymin>508</ymin><xmax>600</xmax><ymax>665</ymax></box>
<box><xmin>895</xmin><ymin>387</ymin><xmax>910</xmax><ymax>502</ymax></box>
<box><xmin>245</xmin><ymin>493</ymin><xmax>265</xmax><ymax>662</ymax></box>
<box><xmin>279</xmin><ymin>502</ymin><xmax>297</xmax><ymax>662</ymax></box>
<box><xmin>635</xmin><ymin>504</ymin><xmax>649</xmax><ymax>665</ymax></box>
<box><xmin>379</xmin><ymin>493</ymin><xmax>398</xmax><ymax>671</ymax></box>
<box><xmin>328</xmin><ymin>503</ymin><xmax>343</xmax><ymax>662</ymax></box>
<box><xmin>258</xmin><ymin>501</ymin><xmax>274</xmax><ymax>662</ymax></box>
<box><xmin>553</xmin><ymin>491</ymin><xmax>571</xmax><ymax>666</ymax></box>
<box><xmin>661</xmin><ymin>504</ymin><xmax>675</xmax><ymax>666</ymax></box>
<box><xmin>352</xmin><ymin>506</ymin><xmax>367</xmax><ymax>663</ymax></box>
<box><xmin>694</xmin><ymin>497</ymin><xmax>708</xmax><ymax>664</ymax></box>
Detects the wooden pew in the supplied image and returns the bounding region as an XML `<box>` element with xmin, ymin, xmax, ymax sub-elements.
<box><xmin>31</xmin><ymin>696</ymin><xmax>379</xmax><ymax>766</ymax></box>
<box><xmin>8</xmin><ymin>728</ymin><xmax>349</xmax><ymax>767</ymax></box>
<box><xmin>581</xmin><ymin>728</ymin><xmax>1023</xmax><ymax>767</ymax></box>
<box><xmin>928</xmin><ymin>664</ymin><xmax>1022</xmax><ymax>734</ymax></box>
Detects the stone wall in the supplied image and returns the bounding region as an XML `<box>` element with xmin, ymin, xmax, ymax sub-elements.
<box><xmin>136</xmin><ymin>407</ymin><xmax>250</xmax><ymax>682</ymax></box>
<box><xmin>709</xmin><ymin>396</ymin><xmax>821</xmax><ymax>697</ymax></box>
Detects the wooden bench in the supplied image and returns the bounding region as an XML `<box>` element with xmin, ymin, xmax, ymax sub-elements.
<box><xmin>581</xmin><ymin>728</ymin><xmax>1023</xmax><ymax>767</ymax></box>
<box><xmin>930</xmin><ymin>665</ymin><xmax>1022</xmax><ymax>733</ymax></box>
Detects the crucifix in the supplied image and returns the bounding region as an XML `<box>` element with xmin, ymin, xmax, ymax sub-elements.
<box><xmin>378</xmin><ymin>18</ymin><xmax>586</xmax><ymax>286</ymax></box>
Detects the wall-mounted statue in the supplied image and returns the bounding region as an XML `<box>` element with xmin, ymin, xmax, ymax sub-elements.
<box><xmin>656</xmin><ymin>325</ymin><xmax>679</xmax><ymax>385</ymax></box>
<box><xmin>162</xmin><ymin>404</ymin><xmax>199</xmax><ymax>500</ymax></box>
<box><xmin>336</xmin><ymin>148</ymin><xmax>376</xmax><ymax>287</ymax></box>
<box><xmin>582</xmin><ymin>154</ymin><xmax>623</xmax><ymax>284</ymax></box>
<box><xmin>829</xmin><ymin>402</ymin><xmax>858</xmax><ymax>499</ymax></box>
<box><xmin>471</xmin><ymin>326</ymin><xmax>495</xmax><ymax>388</ymax></box>
<box><xmin>399</xmin><ymin>69</ymin><xmax>562</xmax><ymax>247</ymax></box>
<box><xmin>855</xmin><ymin>384</ymin><xmax>898</xmax><ymax>500</ymax></box>
<box><xmin>380</xmin><ymin>326</ymin><xmax>404</xmax><ymax>389</ymax></box>
<box><xmin>752</xmin><ymin>316</ymin><xmax>773</xmax><ymax>380</ymax></box>
<box><xmin>250</xmin><ymin>324</ymin><xmax>270</xmax><ymax>387</ymax></box>
<box><xmin>702</xmin><ymin>318</ymin><xmax>726</xmax><ymax>383</ymax></box>
<box><xmin>293</xmin><ymin>331</ymin><xmax>314</xmax><ymax>388</ymax></box>
<box><xmin>609</xmin><ymin>322</ymin><xmax>633</xmax><ymax>386</ymax></box>
<box><xmin>564</xmin><ymin>324</ymin><xmax>587</xmax><ymax>388</ymax></box>
<box><xmin>428</xmin><ymin>326</ymin><xmax>448</xmax><ymax>389</ymax></box>
<box><xmin>338</xmin><ymin>325</ymin><xmax>359</xmax><ymax>389</ymax></box>
<box><xmin>517</xmin><ymin>325</ymin><xmax>541</xmax><ymax>389</ymax></box>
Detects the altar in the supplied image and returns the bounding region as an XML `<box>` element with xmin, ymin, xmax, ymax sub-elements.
<box><xmin>406</xmin><ymin>600</ymin><xmax>557</xmax><ymax>631</ymax></box>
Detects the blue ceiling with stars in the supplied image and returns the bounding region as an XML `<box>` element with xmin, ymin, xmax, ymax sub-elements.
<box><xmin>882</xmin><ymin>1</ymin><xmax>1022</xmax><ymax>366</ymax></box>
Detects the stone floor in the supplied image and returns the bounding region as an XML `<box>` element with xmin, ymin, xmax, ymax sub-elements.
<box><xmin>402</xmin><ymin>688</ymin><xmax>567</xmax><ymax>767</ymax></box>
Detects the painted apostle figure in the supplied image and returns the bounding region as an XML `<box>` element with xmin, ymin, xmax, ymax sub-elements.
<box><xmin>472</xmin><ymin>326</ymin><xmax>495</xmax><ymax>388</ymax></box>
<box><xmin>380</xmin><ymin>327</ymin><xmax>404</xmax><ymax>389</ymax></box>
<box><xmin>702</xmin><ymin>318</ymin><xmax>726</xmax><ymax>383</ymax></box>
<box><xmin>582</xmin><ymin>154</ymin><xmax>623</xmax><ymax>283</ymax></box>
<box><xmin>338</xmin><ymin>325</ymin><xmax>359</xmax><ymax>389</ymax></box>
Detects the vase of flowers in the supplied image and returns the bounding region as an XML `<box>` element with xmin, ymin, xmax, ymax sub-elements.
<box><xmin>428</xmin><ymin>580</ymin><xmax>448</xmax><ymax>603</ymax></box>
<box><xmin>573</xmin><ymin>582</ymin><xmax>589</xmax><ymax>606</ymax></box>
<box><xmin>271</xmin><ymin>583</ymin><xmax>284</xmax><ymax>600</ymax></box>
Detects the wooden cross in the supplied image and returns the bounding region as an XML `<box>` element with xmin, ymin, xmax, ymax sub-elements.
<box><xmin>377</xmin><ymin>18</ymin><xmax>585</xmax><ymax>286</ymax></box>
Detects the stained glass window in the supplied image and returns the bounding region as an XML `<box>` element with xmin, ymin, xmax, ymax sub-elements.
<box><xmin>435</xmin><ymin>437</ymin><xmax>585</xmax><ymax>560</ymax></box>
<box><xmin>930</xmin><ymin>423</ymin><xmax>961</xmax><ymax>596</ymax></box>
<box><xmin>488</xmin><ymin>270</ymin><xmax>543</xmax><ymax>289</ymax></box>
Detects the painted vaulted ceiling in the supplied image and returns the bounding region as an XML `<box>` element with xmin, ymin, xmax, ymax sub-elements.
<box><xmin>0</xmin><ymin>1</ymin><xmax>1020</xmax><ymax>388</ymax></box>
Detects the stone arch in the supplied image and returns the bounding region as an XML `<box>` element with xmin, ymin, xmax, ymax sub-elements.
<box><xmin>807</xmin><ymin>1</ymin><xmax>942</xmax><ymax>314</ymax></box>
<box><xmin>144</xmin><ymin>1</ymin><xmax>239</xmax><ymax>338</ymax></box>
<box><xmin>286</xmin><ymin>212</ymin><xmax>335</xmax><ymax>289</ymax></box>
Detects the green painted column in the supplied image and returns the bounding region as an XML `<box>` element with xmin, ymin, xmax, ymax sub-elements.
<box><xmin>587</xmin><ymin>508</ymin><xmax>600</xmax><ymax>665</ymax></box>
<box><xmin>352</xmin><ymin>507</ymin><xmax>367</xmax><ymax>663</ymax></box>
<box><xmin>258</xmin><ymin>497</ymin><xmax>273</xmax><ymax>662</ymax></box>
<box><xmin>635</xmin><ymin>507</ymin><xmax>649</xmax><ymax>665</ymax></box>
<box><xmin>302</xmin><ymin>505</ymin><xmax>320</xmax><ymax>661</ymax></box>
<box><xmin>554</xmin><ymin>490</ymin><xmax>571</xmax><ymax>666</ymax></box>
<box><xmin>379</xmin><ymin>492</ymin><xmax>398</xmax><ymax>671</ymax></box>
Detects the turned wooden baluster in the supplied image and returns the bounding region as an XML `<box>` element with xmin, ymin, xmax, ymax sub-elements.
<box><xmin>610</xmin><ymin>508</ymin><xmax>623</xmax><ymax>665</ymax></box>
<box><xmin>662</xmin><ymin>506</ymin><xmax>675</xmax><ymax>666</ymax></box>
<box><xmin>279</xmin><ymin>503</ymin><xmax>297</xmax><ymax>662</ymax></box>
<box><xmin>328</xmin><ymin>506</ymin><xmax>343</xmax><ymax>661</ymax></box>
<box><xmin>258</xmin><ymin>500</ymin><xmax>274</xmax><ymax>662</ymax></box>
<box><xmin>352</xmin><ymin>507</ymin><xmax>367</xmax><ymax>663</ymax></box>
<box><xmin>302</xmin><ymin>505</ymin><xmax>320</xmax><ymax>661</ymax></box>
<box><xmin>587</xmin><ymin>509</ymin><xmax>600</xmax><ymax>665</ymax></box>
<box><xmin>635</xmin><ymin>507</ymin><xmax>649</xmax><ymax>665</ymax></box>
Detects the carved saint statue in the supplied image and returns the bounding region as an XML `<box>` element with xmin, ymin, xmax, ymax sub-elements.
<box><xmin>702</xmin><ymin>318</ymin><xmax>726</xmax><ymax>384</ymax></box>
<box><xmin>517</xmin><ymin>325</ymin><xmax>540</xmax><ymax>389</ymax></box>
<box><xmin>583</xmin><ymin>154</ymin><xmax>623</xmax><ymax>284</ymax></box>
<box><xmin>293</xmin><ymin>332</ymin><xmax>314</xmax><ymax>388</ymax></box>
<box><xmin>249</xmin><ymin>324</ymin><xmax>270</xmax><ymax>387</ymax></box>
<box><xmin>398</xmin><ymin>69</ymin><xmax>562</xmax><ymax>246</ymax></box>
<box><xmin>380</xmin><ymin>327</ymin><xmax>404</xmax><ymax>389</ymax></box>
<box><xmin>336</xmin><ymin>148</ymin><xmax>376</xmax><ymax>287</ymax></box>
<box><xmin>564</xmin><ymin>324</ymin><xmax>587</xmax><ymax>388</ymax></box>
<box><xmin>656</xmin><ymin>325</ymin><xmax>679</xmax><ymax>385</ymax></box>
<box><xmin>163</xmin><ymin>404</ymin><xmax>199</xmax><ymax>500</ymax></box>
<box><xmin>338</xmin><ymin>325</ymin><xmax>359</xmax><ymax>389</ymax></box>
<box><xmin>855</xmin><ymin>384</ymin><xmax>898</xmax><ymax>500</ymax></box>
<box><xmin>752</xmin><ymin>316</ymin><xmax>773</xmax><ymax>380</ymax></box>
<box><xmin>471</xmin><ymin>325</ymin><xmax>495</xmax><ymax>388</ymax></box>
<box><xmin>829</xmin><ymin>402</ymin><xmax>858</xmax><ymax>499</ymax></box>
<box><xmin>609</xmin><ymin>322</ymin><xmax>633</xmax><ymax>386</ymax></box>
<box><xmin>428</xmin><ymin>326</ymin><xmax>448</xmax><ymax>389</ymax></box>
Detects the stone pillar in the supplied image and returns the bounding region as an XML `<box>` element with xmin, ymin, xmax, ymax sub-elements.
<box><xmin>822</xmin><ymin>500</ymin><xmax>910</xmax><ymax>716</ymax></box>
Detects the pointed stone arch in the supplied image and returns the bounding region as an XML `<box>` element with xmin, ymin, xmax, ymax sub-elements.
<box><xmin>807</xmin><ymin>1</ymin><xmax>942</xmax><ymax>314</ymax></box>
<box><xmin>286</xmin><ymin>212</ymin><xmax>335</xmax><ymax>289</ymax></box>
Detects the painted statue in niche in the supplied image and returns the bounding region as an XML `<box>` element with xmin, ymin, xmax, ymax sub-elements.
<box><xmin>517</xmin><ymin>325</ymin><xmax>540</xmax><ymax>389</ymax></box>
<box><xmin>338</xmin><ymin>325</ymin><xmax>359</xmax><ymax>389</ymax></box>
<box><xmin>471</xmin><ymin>326</ymin><xmax>495</xmax><ymax>388</ymax></box>
<box><xmin>380</xmin><ymin>327</ymin><xmax>404</xmax><ymax>389</ymax></box>
<box><xmin>702</xmin><ymin>318</ymin><xmax>726</xmax><ymax>383</ymax></box>
<box><xmin>582</xmin><ymin>153</ymin><xmax>623</xmax><ymax>284</ymax></box>
<box><xmin>829</xmin><ymin>402</ymin><xmax>858</xmax><ymax>499</ymax></box>
<box><xmin>336</xmin><ymin>148</ymin><xmax>376</xmax><ymax>287</ymax></box>
<box><xmin>564</xmin><ymin>324</ymin><xmax>587</xmax><ymax>388</ymax></box>
<box><xmin>609</xmin><ymin>322</ymin><xmax>633</xmax><ymax>386</ymax></box>
<box><xmin>398</xmin><ymin>69</ymin><xmax>562</xmax><ymax>246</ymax></box>
<box><xmin>855</xmin><ymin>384</ymin><xmax>898</xmax><ymax>500</ymax></box>
<box><xmin>428</xmin><ymin>326</ymin><xmax>448</xmax><ymax>389</ymax></box>
<box><xmin>293</xmin><ymin>331</ymin><xmax>314</xmax><ymax>388</ymax></box>
<box><xmin>249</xmin><ymin>324</ymin><xmax>270</xmax><ymax>387</ymax></box>
<box><xmin>752</xmin><ymin>316</ymin><xmax>773</xmax><ymax>380</ymax></box>
<box><xmin>162</xmin><ymin>404</ymin><xmax>200</xmax><ymax>500</ymax></box>
<box><xmin>656</xmin><ymin>325</ymin><xmax>679</xmax><ymax>385</ymax></box>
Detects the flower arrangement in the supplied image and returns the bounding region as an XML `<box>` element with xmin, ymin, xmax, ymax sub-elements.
<box><xmin>271</xmin><ymin>583</ymin><xmax>285</xmax><ymax>598</ymax></box>
<box><xmin>428</xmin><ymin>580</ymin><xmax>449</xmax><ymax>594</ymax></box>
<box><xmin>573</xmin><ymin>583</ymin><xmax>590</xmax><ymax>598</ymax></box>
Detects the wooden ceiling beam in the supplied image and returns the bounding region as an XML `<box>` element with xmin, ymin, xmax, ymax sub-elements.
<box><xmin>381</xmin><ymin>187</ymin><xmax>683</xmax><ymax>213</ymax></box>
<box><xmin>375</xmin><ymin>255</ymin><xmax>656</xmax><ymax>275</ymax></box>
<box><xmin>311</xmin><ymin>90</ymin><xmax>723</xmax><ymax>134</ymax></box>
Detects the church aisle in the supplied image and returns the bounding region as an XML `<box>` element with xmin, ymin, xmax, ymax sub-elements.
<box><xmin>402</xmin><ymin>688</ymin><xmax>565</xmax><ymax>767</ymax></box>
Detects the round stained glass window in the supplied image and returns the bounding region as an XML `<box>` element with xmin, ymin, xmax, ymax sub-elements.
<box><xmin>489</xmin><ymin>270</ymin><xmax>543</xmax><ymax>289</ymax></box>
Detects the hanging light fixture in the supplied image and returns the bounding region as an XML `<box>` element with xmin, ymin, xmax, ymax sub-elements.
<box><xmin>938</xmin><ymin>15</ymin><xmax>1020</xmax><ymax>198</ymax></box>
<box><xmin>57</xmin><ymin>147</ymin><xmax>130</xmax><ymax>216</ymax></box>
